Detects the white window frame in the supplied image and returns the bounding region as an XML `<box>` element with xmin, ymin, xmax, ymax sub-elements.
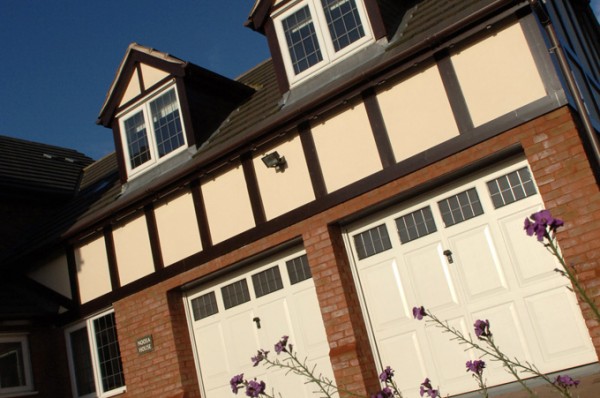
<box><xmin>118</xmin><ymin>82</ymin><xmax>187</xmax><ymax>178</ymax></box>
<box><xmin>274</xmin><ymin>0</ymin><xmax>373</xmax><ymax>85</ymax></box>
<box><xmin>65</xmin><ymin>310</ymin><xmax>126</xmax><ymax>398</ymax></box>
<box><xmin>0</xmin><ymin>334</ymin><xmax>34</xmax><ymax>397</ymax></box>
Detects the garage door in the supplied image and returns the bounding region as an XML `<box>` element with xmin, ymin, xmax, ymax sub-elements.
<box><xmin>345</xmin><ymin>159</ymin><xmax>597</xmax><ymax>396</ymax></box>
<box><xmin>185</xmin><ymin>248</ymin><xmax>334</xmax><ymax>398</ymax></box>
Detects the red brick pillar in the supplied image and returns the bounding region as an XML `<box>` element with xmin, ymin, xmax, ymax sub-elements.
<box><xmin>114</xmin><ymin>286</ymin><xmax>200</xmax><ymax>397</ymax></box>
<box><xmin>303</xmin><ymin>223</ymin><xmax>380</xmax><ymax>397</ymax></box>
<box><xmin>523</xmin><ymin>107</ymin><xmax>600</xmax><ymax>356</ymax></box>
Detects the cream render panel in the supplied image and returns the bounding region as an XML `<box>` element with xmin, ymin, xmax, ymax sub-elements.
<box><xmin>113</xmin><ymin>214</ymin><xmax>155</xmax><ymax>286</ymax></box>
<box><xmin>75</xmin><ymin>236</ymin><xmax>112</xmax><ymax>303</ymax></box>
<box><xmin>311</xmin><ymin>102</ymin><xmax>382</xmax><ymax>193</ymax></box>
<box><xmin>377</xmin><ymin>65</ymin><xmax>460</xmax><ymax>161</ymax></box>
<box><xmin>155</xmin><ymin>190</ymin><xmax>203</xmax><ymax>266</ymax></box>
<box><xmin>140</xmin><ymin>63</ymin><xmax>169</xmax><ymax>89</ymax></box>
<box><xmin>254</xmin><ymin>135</ymin><xmax>315</xmax><ymax>220</ymax></box>
<box><xmin>451</xmin><ymin>22</ymin><xmax>546</xmax><ymax>127</ymax></box>
<box><xmin>28</xmin><ymin>253</ymin><xmax>72</xmax><ymax>299</ymax></box>
<box><xmin>120</xmin><ymin>69</ymin><xmax>142</xmax><ymax>106</ymax></box>
<box><xmin>202</xmin><ymin>164</ymin><xmax>256</xmax><ymax>244</ymax></box>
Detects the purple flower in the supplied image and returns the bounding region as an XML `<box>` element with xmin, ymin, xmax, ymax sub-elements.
<box><xmin>419</xmin><ymin>378</ymin><xmax>440</xmax><ymax>398</ymax></box>
<box><xmin>474</xmin><ymin>319</ymin><xmax>492</xmax><ymax>339</ymax></box>
<box><xmin>413</xmin><ymin>306</ymin><xmax>427</xmax><ymax>320</ymax></box>
<box><xmin>251</xmin><ymin>349</ymin><xmax>268</xmax><ymax>367</ymax></box>
<box><xmin>466</xmin><ymin>360</ymin><xmax>486</xmax><ymax>375</ymax></box>
<box><xmin>371</xmin><ymin>386</ymin><xmax>394</xmax><ymax>398</ymax></box>
<box><xmin>245</xmin><ymin>379</ymin><xmax>266</xmax><ymax>397</ymax></box>
<box><xmin>554</xmin><ymin>375</ymin><xmax>579</xmax><ymax>389</ymax></box>
<box><xmin>524</xmin><ymin>210</ymin><xmax>564</xmax><ymax>241</ymax></box>
<box><xmin>379</xmin><ymin>366</ymin><xmax>394</xmax><ymax>382</ymax></box>
<box><xmin>230</xmin><ymin>374</ymin><xmax>245</xmax><ymax>394</ymax></box>
<box><xmin>274</xmin><ymin>335</ymin><xmax>289</xmax><ymax>354</ymax></box>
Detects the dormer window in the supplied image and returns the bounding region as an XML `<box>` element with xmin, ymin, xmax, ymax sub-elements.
<box><xmin>119</xmin><ymin>84</ymin><xmax>186</xmax><ymax>176</ymax></box>
<box><xmin>276</xmin><ymin>0</ymin><xmax>372</xmax><ymax>84</ymax></box>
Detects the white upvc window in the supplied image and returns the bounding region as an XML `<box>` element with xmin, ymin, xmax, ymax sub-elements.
<box><xmin>65</xmin><ymin>310</ymin><xmax>126</xmax><ymax>398</ymax></box>
<box><xmin>275</xmin><ymin>0</ymin><xmax>373</xmax><ymax>85</ymax></box>
<box><xmin>0</xmin><ymin>335</ymin><xmax>34</xmax><ymax>397</ymax></box>
<box><xmin>119</xmin><ymin>83</ymin><xmax>187</xmax><ymax>177</ymax></box>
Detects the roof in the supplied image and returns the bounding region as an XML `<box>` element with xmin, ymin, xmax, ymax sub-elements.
<box><xmin>0</xmin><ymin>135</ymin><xmax>93</xmax><ymax>196</ymax></box>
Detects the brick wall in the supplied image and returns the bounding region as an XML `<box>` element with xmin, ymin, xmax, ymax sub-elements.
<box><xmin>112</xmin><ymin>106</ymin><xmax>600</xmax><ymax>397</ymax></box>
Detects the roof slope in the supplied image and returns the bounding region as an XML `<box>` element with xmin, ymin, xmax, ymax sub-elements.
<box><xmin>0</xmin><ymin>135</ymin><xmax>93</xmax><ymax>196</ymax></box>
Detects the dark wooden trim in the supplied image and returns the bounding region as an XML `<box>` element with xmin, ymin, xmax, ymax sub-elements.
<box><xmin>436</xmin><ymin>50</ymin><xmax>474</xmax><ymax>134</ymax></box>
<box><xmin>190</xmin><ymin>179</ymin><xmax>213</xmax><ymax>250</ymax></box>
<box><xmin>242</xmin><ymin>152</ymin><xmax>267</xmax><ymax>225</ymax></box>
<box><xmin>299</xmin><ymin>122</ymin><xmax>327</xmax><ymax>199</ymax></box>
<box><xmin>264</xmin><ymin>19</ymin><xmax>290</xmax><ymax>94</ymax></box>
<box><xmin>114</xmin><ymin>75</ymin><xmax>174</xmax><ymax>116</ymax></box>
<box><xmin>66</xmin><ymin>244</ymin><xmax>81</xmax><ymax>308</ymax></box>
<box><xmin>136</xmin><ymin>63</ymin><xmax>145</xmax><ymax>92</ymax></box>
<box><xmin>363</xmin><ymin>0</ymin><xmax>387</xmax><ymax>40</ymax></box>
<box><xmin>103</xmin><ymin>225</ymin><xmax>121</xmax><ymax>290</ymax></box>
<box><xmin>145</xmin><ymin>204</ymin><xmax>164</xmax><ymax>271</ymax></box>
<box><xmin>112</xmin><ymin>119</ymin><xmax>128</xmax><ymax>184</ymax></box>
<box><xmin>362</xmin><ymin>88</ymin><xmax>395</xmax><ymax>168</ymax></box>
<box><xmin>175</xmin><ymin>77</ymin><xmax>197</xmax><ymax>148</ymax></box>
<box><xmin>245</xmin><ymin>0</ymin><xmax>272</xmax><ymax>32</ymax></box>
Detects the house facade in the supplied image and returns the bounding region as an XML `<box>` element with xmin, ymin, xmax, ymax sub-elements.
<box><xmin>1</xmin><ymin>1</ymin><xmax>600</xmax><ymax>397</ymax></box>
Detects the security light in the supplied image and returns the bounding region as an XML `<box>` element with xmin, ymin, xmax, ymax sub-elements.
<box><xmin>261</xmin><ymin>151</ymin><xmax>287</xmax><ymax>172</ymax></box>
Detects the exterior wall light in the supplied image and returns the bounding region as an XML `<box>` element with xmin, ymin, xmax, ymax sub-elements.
<box><xmin>261</xmin><ymin>151</ymin><xmax>287</xmax><ymax>172</ymax></box>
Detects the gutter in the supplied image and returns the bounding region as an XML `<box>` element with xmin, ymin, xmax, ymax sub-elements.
<box><xmin>528</xmin><ymin>0</ymin><xmax>600</xmax><ymax>172</ymax></box>
<box><xmin>63</xmin><ymin>0</ymin><xmax>523</xmax><ymax>240</ymax></box>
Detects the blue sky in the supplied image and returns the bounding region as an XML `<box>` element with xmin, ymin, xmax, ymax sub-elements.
<box><xmin>0</xmin><ymin>1</ymin><xmax>269</xmax><ymax>159</ymax></box>
<box><xmin>0</xmin><ymin>1</ymin><xmax>599</xmax><ymax>160</ymax></box>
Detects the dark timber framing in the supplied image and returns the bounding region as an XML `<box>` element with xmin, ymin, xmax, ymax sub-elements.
<box><xmin>436</xmin><ymin>50</ymin><xmax>474</xmax><ymax>134</ymax></box>
<box><xmin>66</xmin><ymin>244</ymin><xmax>81</xmax><ymax>310</ymax></box>
<box><xmin>242</xmin><ymin>153</ymin><xmax>267</xmax><ymax>225</ymax></box>
<box><xmin>362</xmin><ymin>87</ymin><xmax>395</xmax><ymax>168</ymax></box>
<box><xmin>299</xmin><ymin>122</ymin><xmax>327</xmax><ymax>199</ymax></box>
<box><xmin>145</xmin><ymin>204</ymin><xmax>164</xmax><ymax>271</ymax></box>
<box><xmin>103</xmin><ymin>225</ymin><xmax>121</xmax><ymax>290</ymax></box>
<box><xmin>191</xmin><ymin>179</ymin><xmax>213</xmax><ymax>250</ymax></box>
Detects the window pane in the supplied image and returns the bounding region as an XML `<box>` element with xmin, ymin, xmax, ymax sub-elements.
<box><xmin>486</xmin><ymin>167</ymin><xmax>537</xmax><ymax>209</ymax></box>
<box><xmin>93</xmin><ymin>313</ymin><xmax>125</xmax><ymax>393</ymax></box>
<box><xmin>0</xmin><ymin>342</ymin><xmax>26</xmax><ymax>389</ymax></box>
<box><xmin>282</xmin><ymin>5</ymin><xmax>323</xmax><ymax>74</ymax></box>
<box><xmin>123</xmin><ymin>110</ymin><xmax>151</xmax><ymax>169</ymax></box>
<box><xmin>395</xmin><ymin>206</ymin><xmax>437</xmax><ymax>244</ymax></box>
<box><xmin>353</xmin><ymin>224</ymin><xmax>392</xmax><ymax>260</ymax></box>
<box><xmin>191</xmin><ymin>292</ymin><xmax>219</xmax><ymax>321</ymax></box>
<box><xmin>221</xmin><ymin>279</ymin><xmax>251</xmax><ymax>309</ymax></box>
<box><xmin>149</xmin><ymin>89</ymin><xmax>185</xmax><ymax>158</ymax></box>
<box><xmin>69</xmin><ymin>327</ymin><xmax>96</xmax><ymax>396</ymax></box>
<box><xmin>286</xmin><ymin>254</ymin><xmax>312</xmax><ymax>285</ymax></box>
<box><xmin>252</xmin><ymin>266</ymin><xmax>284</xmax><ymax>298</ymax></box>
<box><xmin>438</xmin><ymin>188</ymin><xmax>484</xmax><ymax>227</ymax></box>
<box><xmin>321</xmin><ymin>0</ymin><xmax>365</xmax><ymax>52</ymax></box>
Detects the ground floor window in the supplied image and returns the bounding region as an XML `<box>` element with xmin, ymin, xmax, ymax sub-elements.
<box><xmin>65</xmin><ymin>310</ymin><xmax>125</xmax><ymax>398</ymax></box>
<box><xmin>0</xmin><ymin>334</ymin><xmax>34</xmax><ymax>396</ymax></box>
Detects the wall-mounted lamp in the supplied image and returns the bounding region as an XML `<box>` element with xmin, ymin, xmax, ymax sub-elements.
<box><xmin>261</xmin><ymin>151</ymin><xmax>287</xmax><ymax>172</ymax></box>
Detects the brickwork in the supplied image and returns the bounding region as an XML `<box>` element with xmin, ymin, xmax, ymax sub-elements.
<box><xmin>28</xmin><ymin>327</ymin><xmax>72</xmax><ymax>398</ymax></box>
<box><xmin>111</xmin><ymin>106</ymin><xmax>600</xmax><ymax>396</ymax></box>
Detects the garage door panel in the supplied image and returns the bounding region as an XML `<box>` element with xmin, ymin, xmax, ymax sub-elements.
<box><xmin>360</xmin><ymin>257</ymin><xmax>410</xmax><ymax>329</ymax></box>
<box><xmin>498</xmin><ymin>206</ymin><xmax>559</xmax><ymax>285</ymax></box>
<box><xmin>256</xmin><ymin>297</ymin><xmax>296</xmax><ymax>352</ymax></box>
<box><xmin>193</xmin><ymin>322</ymin><xmax>230</xmax><ymax>388</ymax></box>
<box><xmin>449</xmin><ymin>224</ymin><xmax>508</xmax><ymax>300</ymax></box>
<box><xmin>525</xmin><ymin>287</ymin><xmax>596</xmax><ymax>365</ymax></box>
<box><xmin>405</xmin><ymin>242</ymin><xmax>459</xmax><ymax>310</ymax></box>
<box><xmin>291</xmin><ymin>287</ymin><xmax>330</xmax><ymax>352</ymax></box>
<box><xmin>426</xmin><ymin>316</ymin><xmax>474</xmax><ymax>393</ymax></box>
<box><xmin>471</xmin><ymin>302</ymin><xmax>532</xmax><ymax>379</ymax></box>
<box><xmin>378</xmin><ymin>331</ymin><xmax>429</xmax><ymax>397</ymax></box>
<box><xmin>224</xmin><ymin>310</ymin><xmax>260</xmax><ymax>369</ymax></box>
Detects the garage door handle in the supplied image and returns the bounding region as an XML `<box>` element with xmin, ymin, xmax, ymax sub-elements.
<box><xmin>443</xmin><ymin>249</ymin><xmax>454</xmax><ymax>264</ymax></box>
<box><xmin>253</xmin><ymin>317</ymin><xmax>261</xmax><ymax>329</ymax></box>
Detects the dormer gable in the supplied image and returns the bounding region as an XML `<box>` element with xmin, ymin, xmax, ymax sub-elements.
<box><xmin>246</xmin><ymin>0</ymin><xmax>400</xmax><ymax>92</ymax></box>
<box><xmin>97</xmin><ymin>43</ymin><xmax>255</xmax><ymax>183</ymax></box>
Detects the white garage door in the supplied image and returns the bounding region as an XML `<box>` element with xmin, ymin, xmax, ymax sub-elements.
<box><xmin>185</xmin><ymin>248</ymin><xmax>334</xmax><ymax>398</ymax></box>
<box><xmin>345</xmin><ymin>159</ymin><xmax>597</xmax><ymax>396</ymax></box>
